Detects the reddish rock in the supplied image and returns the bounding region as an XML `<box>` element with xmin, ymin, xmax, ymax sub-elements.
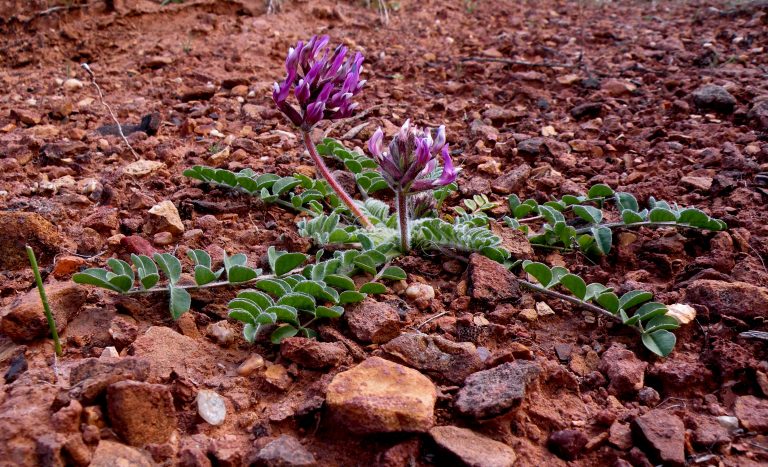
<box><xmin>734</xmin><ymin>395</ymin><xmax>768</xmax><ymax>433</ymax></box>
<box><xmin>52</xmin><ymin>255</ymin><xmax>87</xmax><ymax>278</ymax></box>
<box><xmin>430</xmin><ymin>425</ymin><xmax>517</xmax><ymax>467</ymax></box>
<box><xmin>0</xmin><ymin>281</ymin><xmax>87</xmax><ymax>342</ymax></box>
<box><xmin>129</xmin><ymin>326</ymin><xmax>223</xmax><ymax>381</ymax></box>
<box><xmin>121</xmin><ymin>235</ymin><xmax>157</xmax><ymax>256</ymax></box>
<box><xmin>454</xmin><ymin>361</ymin><xmax>541</xmax><ymax>419</ymax></box>
<box><xmin>0</xmin><ymin>211</ymin><xmax>62</xmax><ymax>270</ymax></box>
<box><xmin>599</xmin><ymin>344</ymin><xmax>647</xmax><ymax>397</ymax></box>
<box><xmin>381</xmin><ymin>333</ymin><xmax>484</xmax><ymax>384</ymax></box>
<box><xmin>649</xmin><ymin>352</ymin><xmax>714</xmax><ymax>396</ymax></box>
<box><xmin>69</xmin><ymin>357</ymin><xmax>151</xmax><ymax>403</ymax></box>
<box><xmin>52</xmin><ymin>400</ymin><xmax>83</xmax><ymax>433</ymax></box>
<box><xmin>467</xmin><ymin>253</ymin><xmax>520</xmax><ymax>304</ymax></box>
<box><xmin>326</xmin><ymin>357</ymin><xmax>436</xmax><ymax>434</ymax></box>
<box><xmin>10</xmin><ymin>108</ymin><xmax>42</xmax><ymax>126</ymax></box>
<box><xmin>280</xmin><ymin>337</ymin><xmax>348</xmax><ymax>369</ymax></box>
<box><xmin>632</xmin><ymin>410</ymin><xmax>685</xmax><ymax>467</ymax></box>
<box><xmin>109</xmin><ymin>314</ymin><xmax>139</xmax><ymax>349</ymax></box>
<box><xmin>82</xmin><ymin>207</ymin><xmax>120</xmax><ymax>233</ymax></box>
<box><xmin>107</xmin><ymin>380</ymin><xmax>178</xmax><ymax>446</ymax></box>
<box><xmin>345</xmin><ymin>299</ymin><xmax>401</xmax><ymax>344</ymax></box>
<box><xmin>90</xmin><ymin>440</ymin><xmax>153</xmax><ymax>467</ymax></box>
<box><xmin>748</xmin><ymin>99</ymin><xmax>768</xmax><ymax>131</ymax></box>
<box><xmin>685</xmin><ymin>279</ymin><xmax>768</xmax><ymax>321</ymax></box>
<box><xmin>547</xmin><ymin>429</ymin><xmax>588</xmax><ymax>461</ymax></box>
<box><xmin>491</xmin><ymin>163</ymin><xmax>531</xmax><ymax>194</ymax></box>
<box><xmin>690</xmin><ymin>414</ymin><xmax>732</xmax><ymax>448</ymax></box>
<box><xmin>609</xmin><ymin>422</ymin><xmax>633</xmax><ymax>450</ymax></box>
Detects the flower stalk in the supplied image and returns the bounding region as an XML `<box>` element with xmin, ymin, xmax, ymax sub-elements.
<box><xmin>26</xmin><ymin>245</ymin><xmax>62</xmax><ymax>356</ymax></box>
<box><xmin>368</xmin><ymin>120</ymin><xmax>459</xmax><ymax>252</ymax></box>
<box><xmin>302</xmin><ymin>131</ymin><xmax>373</xmax><ymax>229</ymax></box>
<box><xmin>396</xmin><ymin>190</ymin><xmax>410</xmax><ymax>252</ymax></box>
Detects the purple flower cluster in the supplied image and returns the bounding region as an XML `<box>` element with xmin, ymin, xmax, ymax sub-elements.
<box><xmin>272</xmin><ymin>35</ymin><xmax>366</xmax><ymax>130</ymax></box>
<box><xmin>368</xmin><ymin>120</ymin><xmax>458</xmax><ymax>194</ymax></box>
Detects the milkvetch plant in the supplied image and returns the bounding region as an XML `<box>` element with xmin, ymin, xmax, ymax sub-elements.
<box><xmin>368</xmin><ymin>120</ymin><xmax>458</xmax><ymax>252</ymax></box>
<box><xmin>74</xmin><ymin>35</ymin><xmax>730</xmax><ymax>358</ymax></box>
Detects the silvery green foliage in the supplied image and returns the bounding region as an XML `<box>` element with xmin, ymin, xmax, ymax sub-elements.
<box><xmin>521</xmin><ymin>261</ymin><xmax>679</xmax><ymax>357</ymax></box>
<box><xmin>504</xmin><ymin>184</ymin><xmax>726</xmax><ymax>256</ymax></box>
<box><xmin>411</xmin><ymin>216</ymin><xmax>510</xmax><ymax>263</ymax></box>
<box><xmin>74</xmin><ymin>246</ymin><xmax>404</xmax><ymax>344</ymax></box>
<box><xmin>183</xmin><ymin>166</ymin><xmax>340</xmax><ymax>214</ymax></box>
<box><xmin>316</xmin><ymin>139</ymin><xmax>389</xmax><ymax>195</ymax></box>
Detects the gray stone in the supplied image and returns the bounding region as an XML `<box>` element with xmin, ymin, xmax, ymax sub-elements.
<box><xmin>455</xmin><ymin>361</ymin><xmax>541</xmax><ymax>419</ymax></box>
<box><xmin>381</xmin><ymin>333</ymin><xmax>484</xmax><ymax>384</ymax></box>
<box><xmin>692</xmin><ymin>85</ymin><xmax>736</xmax><ymax>113</ymax></box>
<box><xmin>251</xmin><ymin>435</ymin><xmax>316</xmax><ymax>466</ymax></box>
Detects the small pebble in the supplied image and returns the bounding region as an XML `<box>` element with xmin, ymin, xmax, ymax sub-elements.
<box><xmin>237</xmin><ymin>354</ymin><xmax>265</xmax><ymax>376</ymax></box>
<box><xmin>99</xmin><ymin>346</ymin><xmax>119</xmax><ymax>359</ymax></box>
<box><xmin>405</xmin><ymin>283</ymin><xmax>435</xmax><ymax>301</ymax></box>
<box><xmin>63</xmin><ymin>78</ymin><xmax>84</xmax><ymax>92</ymax></box>
<box><xmin>197</xmin><ymin>390</ymin><xmax>226</xmax><ymax>426</ymax></box>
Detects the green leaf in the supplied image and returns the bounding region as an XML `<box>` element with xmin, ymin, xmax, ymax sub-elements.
<box><xmin>619</xmin><ymin>290</ymin><xmax>653</xmax><ymax>310</ymax></box>
<box><xmin>242</xmin><ymin>323</ymin><xmax>260</xmax><ymax>343</ymax></box>
<box><xmin>228</xmin><ymin>297</ymin><xmax>263</xmax><ymax>317</ymax></box>
<box><xmin>615</xmin><ymin>192</ymin><xmax>639</xmax><ymax>212</ymax></box>
<box><xmin>293</xmin><ymin>281</ymin><xmax>338</xmax><ymax>303</ymax></box>
<box><xmin>274</xmin><ymin>252</ymin><xmax>308</xmax><ymax>277</ymax></box>
<box><xmin>621</xmin><ymin>209</ymin><xmax>645</xmax><ymax>224</ymax></box>
<box><xmin>634</xmin><ymin>302</ymin><xmax>667</xmax><ymax>321</ymax></box>
<box><xmin>265</xmin><ymin>305</ymin><xmax>299</xmax><ymax>324</ymax></box>
<box><xmin>585</xmin><ymin>283</ymin><xmax>610</xmax><ymax>301</ymax></box>
<box><xmin>353</xmin><ymin>255</ymin><xmax>377</xmax><ymax>275</ymax></box>
<box><xmin>645</xmin><ymin>315</ymin><xmax>680</xmax><ymax>333</ymax></box>
<box><xmin>228</xmin><ymin>265</ymin><xmax>259</xmax><ymax>284</ymax></box>
<box><xmin>641</xmin><ymin>330</ymin><xmax>676</xmax><ymax>357</ymax></box>
<box><xmin>587</xmin><ymin>184</ymin><xmax>614</xmax><ymax>198</ymax></box>
<box><xmin>677</xmin><ymin>208</ymin><xmax>710</xmax><ymax>227</ymax></box>
<box><xmin>325</xmin><ymin>274</ymin><xmax>356</xmax><ymax>291</ymax></box>
<box><xmin>187</xmin><ymin>249</ymin><xmax>212</xmax><ymax>268</ymax></box>
<box><xmin>107</xmin><ymin>258</ymin><xmax>135</xmax><ymax>283</ymax></box>
<box><xmin>359</xmin><ymin>282</ymin><xmax>387</xmax><ymax>294</ymax></box>
<box><xmin>648</xmin><ymin>207</ymin><xmax>677</xmax><ymax>222</ymax></box>
<box><xmin>131</xmin><ymin>254</ymin><xmax>159</xmax><ymax>289</ymax></box>
<box><xmin>139</xmin><ymin>273</ymin><xmax>160</xmax><ymax>290</ymax></box>
<box><xmin>380</xmin><ymin>266</ymin><xmax>407</xmax><ymax>281</ymax></box>
<box><xmin>538</xmin><ymin>205</ymin><xmax>565</xmax><ymax>224</ymax></box>
<box><xmin>270</xmin><ymin>325</ymin><xmax>299</xmax><ymax>344</ymax></box>
<box><xmin>272</xmin><ymin>177</ymin><xmax>301</xmax><ymax>196</ymax></box>
<box><xmin>194</xmin><ymin>266</ymin><xmax>217</xmax><ymax>286</ymax></box>
<box><xmin>237</xmin><ymin>290</ymin><xmax>274</xmax><ymax>309</ymax></box>
<box><xmin>560</xmin><ymin>274</ymin><xmax>587</xmax><ymax>300</ymax></box>
<box><xmin>73</xmin><ymin>268</ymin><xmax>126</xmax><ymax>292</ymax></box>
<box><xmin>591</xmin><ymin>226</ymin><xmax>613</xmax><ymax>255</ymax></box>
<box><xmin>255</xmin><ymin>278</ymin><xmax>292</xmax><ymax>296</ymax></box>
<box><xmin>705</xmin><ymin>219</ymin><xmax>727</xmax><ymax>231</ymax></box>
<box><xmin>523</xmin><ymin>261</ymin><xmax>552</xmax><ymax>287</ymax></box>
<box><xmin>108</xmin><ymin>274</ymin><xmax>133</xmax><ymax>292</ymax></box>
<box><xmin>339</xmin><ymin>290</ymin><xmax>366</xmax><ymax>304</ymax></box>
<box><xmin>573</xmin><ymin>205</ymin><xmax>603</xmax><ymax>224</ymax></box>
<box><xmin>596</xmin><ymin>292</ymin><xmax>620</xmax><ymax>313</ymax></box>
<box><xmin>228</xmin><ymin>309</ymin><xmax>256</xmax><ymax>325</ymax></box>
<box><xmin>169</xmin><ymin>286</ymin><xmax>191</xmax><ymax>319</ymax></box>
<box><xmin>315</xmin><ymin>305</ymin><xmax>345</xmax><ymax>319</ymax></box>
<box><xmin>154</xmin><ymin>253</ymin><xmax>182</xmax><ymax>285</ymax></box>
<box><xmin>277</xmin><ymin>292</ymin><xmax>316</xmax><ymax>311</ymax></box>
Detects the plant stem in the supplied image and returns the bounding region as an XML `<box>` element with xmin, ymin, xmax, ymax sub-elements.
<box><xmin>573</xmin><ymin>221</ymin><xmax>685</xmax><ymax>235</ymax></box>
<box><xmin>124</xmin><ymin>266</ymin><xmax>306</xmax><ymax>295</ymax></box>
<box><xmin>516</xmin><ymin>278</ymin><xmax>640</xmax><ymax>333</ymax></box>
<box><xmin>396</xmin><ymin>190</ymin><xmax>410</xmax><ymax>252</ymax></box>
<box><xmin>26</xmin><ymin>246</ymin><xmax>62</xmax><ymax>356</ymax></box>
<box><xmin>301</xmin><ymin>131</ymin><xmax>373</xmax><ymax>229</ymax></box>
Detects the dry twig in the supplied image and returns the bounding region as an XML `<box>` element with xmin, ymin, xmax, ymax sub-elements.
<box><xmin>81</xmin><ymin>63</ymin><xmax>140</xmax><ymax>160</ymax></box>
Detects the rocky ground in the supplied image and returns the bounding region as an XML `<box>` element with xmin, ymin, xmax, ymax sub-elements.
<box><xmin>1</xmin><ymin>0</ymin><xmax>768</xmax><ymax>466</ymax></box>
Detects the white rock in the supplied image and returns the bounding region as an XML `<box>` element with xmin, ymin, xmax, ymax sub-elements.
<box><xmin>100</xmin><ymin>346</ymin><xmax>119</xmax><ymax>359</ymax></box>
<box><xmin>666</xmin><ymin>303</ymin><xmax>696</xmax><ymax>324</ymax></box>
<box><xmin>63</xmin><ymin>78</ymin><xmax>84</xmax><ymax>92</ymax></box>
<box><xmin>405</xmin><ymin>283</ymin><xmax>435</xmax><ymax>301</ymax></box>
<box><xmin>124</xmin><ymin>159</ymin><xmax>164</xmax><ymax>176</ymax></box>
<box><xmin>197</xmin><ymin>390</ymin><xmax>226</xmax><ymax>426</ymax></box>
<box><xmin>148</xmin><ymin>200</ymin><xmax>184</xmax><ymax>235</ymax></box>
<box><xmin>536</xmin><ymin>301</ymin><xmax>555</xmax><ymax>316</ymax></box>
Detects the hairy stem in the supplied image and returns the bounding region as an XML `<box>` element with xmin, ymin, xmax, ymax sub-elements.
<box><xmin>302</xmin><ymin>131</ymin><xmax>373</xmax><ymax>229</ymax></box>
<box><xmin>516</xmin><ymin>278</ymin><xmax>639</xmax><ymax>333</ymax></box>
<box><xmin>26</xmin><ymin>246</ymin><xmax>62</xmax><ymax>356</ymax></box>
<box><xmin>396</xmin><ymin>190</ymin><xmax>410</xmax><ymax>252</ymax></box>
<box><xmin>124</xmin><ymin>266</ymin><xmax>305</xmax><ymax>295</ymax></box>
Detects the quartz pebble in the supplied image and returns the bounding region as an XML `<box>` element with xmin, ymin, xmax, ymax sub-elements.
<box><xmin>197</xmin><ymin>390</ymin><xmax>226</xmax><ymax>426</ymax></box>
